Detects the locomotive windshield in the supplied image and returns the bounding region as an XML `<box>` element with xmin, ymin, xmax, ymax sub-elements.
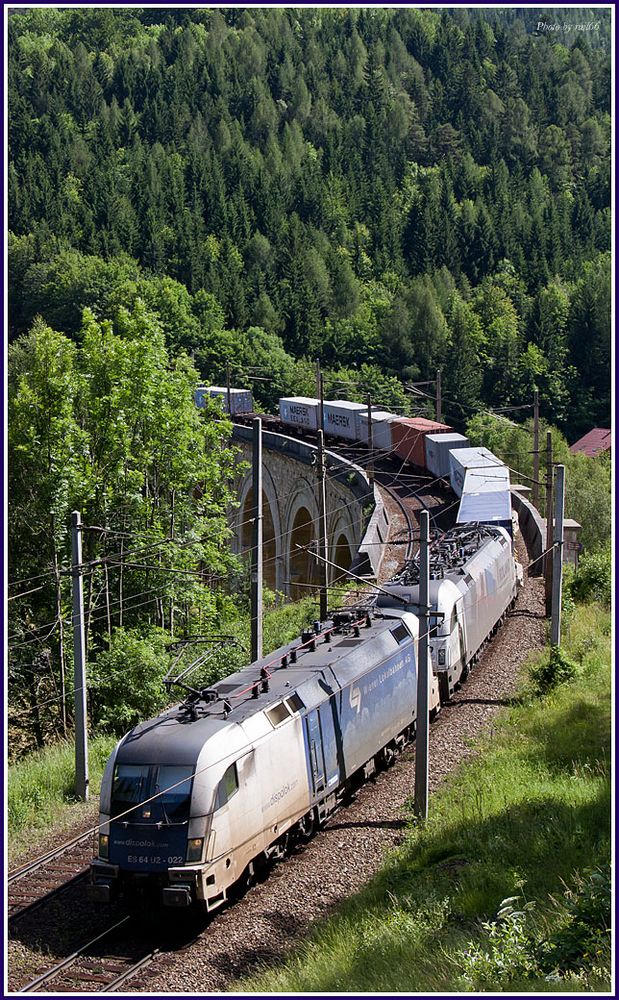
<box><xmin>111</xmin><ymin>764</ymin><xmax>193</xmax><ymax>824</ymax></box>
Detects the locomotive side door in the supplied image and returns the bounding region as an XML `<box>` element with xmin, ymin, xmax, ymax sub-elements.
<box><xmin>318</xmin><ymin>699</ymin><xmax>340</xmax><ymax>791</ymax></box>
<box><xmin>305</xmin><ymin>709</ymin><xmax>326</xmax><ymax>797</ymax></box>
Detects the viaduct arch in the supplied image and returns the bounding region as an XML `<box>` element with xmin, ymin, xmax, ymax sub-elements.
<box><xmin>231</xmin><ymin>426</ymin><xmax>389</xmax><ymax>598</ymax></box>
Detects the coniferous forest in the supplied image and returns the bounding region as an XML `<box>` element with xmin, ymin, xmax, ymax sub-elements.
<box><xmin>7</xmin><ymin>6</ymin><xmax>611</xmax><ymax>753</ymax></box>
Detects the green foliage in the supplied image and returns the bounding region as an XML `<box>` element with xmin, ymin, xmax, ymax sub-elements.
<box><xmin>461</xmin><ymin>865</ymin><xmax>612</xmax><ymax>989</ymax></box>
<box><xmin>7</xmin><ymin>734</ymin><xmax>117</xmax><ymax>845</ymax></box>
<box><xmin>88</xmin><ymin>627</ymin><xmax>171</xmax><ymax>734</ymax></box>
<box><xmin>528</xmin><ymin>646</ymin><xmax>579</xmax><ymax>696</ymax></box>
<box><xmin>460</xmin><ymin>894</ymin><xmax>540</xmax><ymax>989</ymax></box>
<box><xmin>541</xmin><ymin>865</ymin><xmax>611</xmax><ymax>977</ymax></box>
<box><xmin>568</xmin><ymin>546</ymin><xmax>611</xmax><ymax>607</ymax></box>
<box><xmin>7</xmin><ymin>7</ymin><xmax>610</xmax><ymax>435</ymax></box>
<box><xmin>8</xmin><ymin>307</ymin><xmax>238</xmax><ymax>750</ymax></box>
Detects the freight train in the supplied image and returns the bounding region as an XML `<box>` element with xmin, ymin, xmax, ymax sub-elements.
<box><xmin>197</xmin><ymin>386</ymin><xmax>514</xmax><ymax>533</ymax></box>
<box><xmin>89</xmin><ymin>388</ymin><xmax>520</xmax><ymax>911</ymax></box>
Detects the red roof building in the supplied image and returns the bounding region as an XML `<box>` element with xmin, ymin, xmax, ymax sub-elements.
<box><xmin>569</xmin><ymin>428</ymin><xmax>611</xmax><ymax>458</ymax></box>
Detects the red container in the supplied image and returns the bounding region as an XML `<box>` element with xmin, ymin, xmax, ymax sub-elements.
<box><xmin>390</xmin><ymin>417</ymin><xmax>454</xmax><ymax>468</ymax></box>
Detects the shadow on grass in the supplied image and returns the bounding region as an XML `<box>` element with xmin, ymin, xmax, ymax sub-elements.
<box><xmin>246</xmin><ymin>785</ymin><xmax>611</xmax><ymax>993</ymax></box>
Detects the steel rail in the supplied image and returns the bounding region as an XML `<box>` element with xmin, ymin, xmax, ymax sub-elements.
<box><xmin>18</xmin><ymin>916</ymin><xmax>133</xmax><ymax>993</ymax></box>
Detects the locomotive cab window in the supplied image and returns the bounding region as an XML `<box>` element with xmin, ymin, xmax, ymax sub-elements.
<box><xmin>215</xmin><ymin>762</ymin><xmax>239</xmax><ymax>809</ymax></box>
<box><xmin>390</xmin><ymin>622</ymin><xmax>411</xmax><ymax>645</ymax></box>
<box><xmin>111</xmin><ymin>764</ymin><xmax>193</xmax><ymax>823</ymax></box>
<box><xmin>285</xmin><ymin>692</ymin><xmax>305</xmax><ymax>714</ymax></box>
<box><xmin>439</xmin><ymin>609</ymin><xmax>456</xmax><ymax>636</ymax></box>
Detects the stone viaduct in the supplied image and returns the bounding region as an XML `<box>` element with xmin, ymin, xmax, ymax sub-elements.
<box><xmin>231</xmin><ymin>425</ymin><xmax>390</xmax><ymax>598</ymax></box>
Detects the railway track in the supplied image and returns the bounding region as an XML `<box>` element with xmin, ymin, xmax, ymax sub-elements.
<box><xmin>19</xmin><ymin>915</ymin><xmax>150</xmax><ymax>993</ymax></box>
<box><xmin>8</xmin><ymin>830</ymin><xmax>95</xmax><ymax>926</ymax></box>
<box><xmin>371</xmin><ymin>455</ymin><xmax>457</xmax><ymax>560</ymax></box>
<box><xmin>17</xmin><ymin>911</ymin><xmax>201</xmax><ymax>994</ymax></box>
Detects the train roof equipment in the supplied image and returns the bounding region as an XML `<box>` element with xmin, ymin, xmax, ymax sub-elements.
<box><xmin>112</xmin><ymin>607</ymin><xmax>419</xmax><ymax>772</ymax></box>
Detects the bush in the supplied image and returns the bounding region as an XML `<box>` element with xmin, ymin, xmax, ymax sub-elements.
<box><xmin>460</xmin><ymin>895</ymin><xmax>540</xmax><ymax>988</ymax></box>
<box><xmin>88</xmin><ymin>627</ymin><xmax>171</xmax><ymax>734</ymax></box>
<box><xmin>540</xmin><ymin>865</ymin><xmax>611</xmax><ymax>977</ymax></box>
<box><xmin>569</xmin><ymin>548</ymin><xmax>611</xmax><ymax>607</ymax></box>
<box><xmin>460</xmin><ymin>868</ymin><xmax>611</xmax><ymax>990</ymax></box>
<box><xmin>528</xmin><ymin>645</ymin><xmax>579</xmax><ymax>695</ymax></box>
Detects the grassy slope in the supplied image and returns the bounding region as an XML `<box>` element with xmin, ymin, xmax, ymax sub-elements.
<box><xmin>238</xmin><ymin>602</ymin><xmax>611</xmax><ymax>993</ymax></box>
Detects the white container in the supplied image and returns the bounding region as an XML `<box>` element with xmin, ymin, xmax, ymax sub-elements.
<box><xmin>195</xmin><ymin>386</ymin><xmax>253</xmax><ymax>415</ymax></box>
<box><xmin>424</xmin><ymin>432</ymin><xmax>469</xmax><ymax>479</ymax></box>
<box><xmin>356</xmin><ymin>410</ymin><xmax>395</xmax><ymax>451</ymax></box>
<box><xmin>279</xmin><ymin>397</ymin><xmax>320</xmax><ymax>432</ymax></box>
<box><xmin>457</xmin><ymin>466</ymin><xmax>512</xmax><ymax>525</ymax></box>
<box><xmin>323</xmin><ymin>400</ymin><xmax>366</xmax><ymax>441</ymax></box>
<box><xmin>449</xmin><ymin>447</ymin><xmax>503</xmax><ymax>497</ymax></box>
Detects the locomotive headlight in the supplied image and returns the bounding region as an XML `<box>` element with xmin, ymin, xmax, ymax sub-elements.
<box><xmin>186</xmin><ymin>838</ymin><xmax>204</xmax><ymax>863</ymax></box>
<box><xmin>99</xmin><ymin>834</ymin><xmax>109</xmax><ymax>860</ymax></box>
<box><xmin>438</xmin><ymin>649</ymin><xmax>446</xmax><ymax>666</ymax></box>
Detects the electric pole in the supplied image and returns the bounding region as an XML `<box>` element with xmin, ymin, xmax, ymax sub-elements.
<box><xmin>551</xmin><ymin>465</ymin><xmax>565</xmax><ymax>647</ymax></box>
<box><xmin>71</xmin><ymin>511</ymin><xmax>89</xmax><ymax>801</ymax></box>
<box><xmin>317</xmin><ymin>369</ymin><xmax>325</xmax><ymax>439</ymax></box>
<box><xmin>532</xmin><ymin>389</ymin><xmax>540</xmax><ymax>510</ymax></box>
<box><xmin>316</xmin><ymin>428</ymin><xmax>329</xmax><ymax>622</ymax></box>
<box><xmin>250</xmin><ymin>418</ymin><xmax>263</xmax><ymax>662</ymax></box>
<box><xmin>435</xmin><ymin>369</ymin><xmax>442</xmax><ymax>423</ymax></box>
<box><xmin>367</xmin><ymin>394</ymin><xmax>374</xmax><ymax>484</ymax></box>
<box><xmin>414</xmin><ymin>509</ymin><xmax>430</xmax><ymax>822</ymax></box>
<box><xmin>545</xmin><ymin>431</ymin><xmax>554</xmax><ymax>615</ymax></box>
<box><xmin>226</xmin><ymin>362</ymin><xmax>232</xmax><ymax>417</ymax></box>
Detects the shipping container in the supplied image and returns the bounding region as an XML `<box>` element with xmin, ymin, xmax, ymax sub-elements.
<box><xmin>279</xmin><ymin>396</ymin><xmax>320</xmax><ymax>432</ymax></box>
<box><xmin>390</xmin><ymin>417</ymin><xmax>454</xmax><ymax>467</ymax></box>
<box><xmin>322</xmin><ymin>400</ymin><xmax>366</xmax><ymax>441</ymax></box>
<box><xmin>424</xmin><ymin>432</ymin><xmax>469</xmax><ymax>479</ymax></box>
<box><xmin>356</xmin><ymin>410</ymin><xmax>396</xmax><ymax>451</ymax></box>
<box><xmin>449</xmin><ymin>447</ymin><xmax>503</xmax><ymax>497</ymax></box>
<box><xmin>457</xmin><ymin>466</ymin><xmax>512</xmax><ymax>531</ymax></box>
<box><xmin>195</xmin><ymin>386</ymin><xmax>253</xmax><ymax>415</ymax></box>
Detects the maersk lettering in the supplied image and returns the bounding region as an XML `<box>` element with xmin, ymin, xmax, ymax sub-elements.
<box><xmin>326</xmin><ymin>413</ymin><xmax>351</xmax><ymax>428</ymax></box>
